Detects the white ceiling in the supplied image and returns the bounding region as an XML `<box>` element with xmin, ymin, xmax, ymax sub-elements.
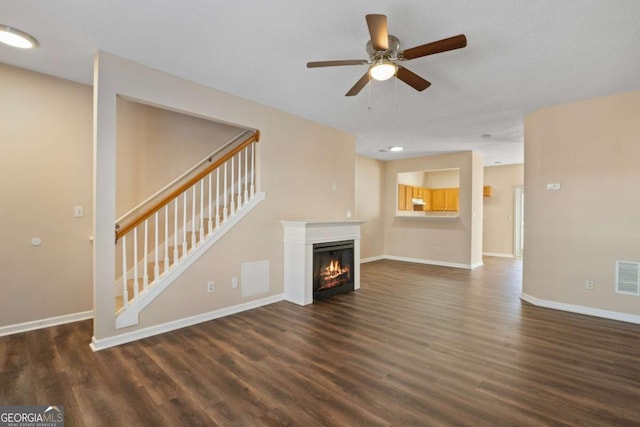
<box><xmin>2</xmin><ymin>1</ymin><xmax>639</xmax><ymax>165</ymax></box>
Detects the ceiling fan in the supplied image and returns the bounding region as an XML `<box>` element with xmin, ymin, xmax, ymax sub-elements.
<box><xmin>307</xmin><ymin>14</ymin><xmax>467</xmax><ymax>96</ymax></box>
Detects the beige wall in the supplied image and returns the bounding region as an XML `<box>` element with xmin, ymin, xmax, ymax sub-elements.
<box><xmin>94</xmin><ymin>53</ymin><xmax>356</xmax><ymax>341</ymax></box>
<box><xmin>383</xmin><ymin>151</ymin><xmax>482</xmax><ymax>268</ymax></box>
<box><xmin>483</xmin><ymin>164</ymin><xmax>524</xmax><ymax>256</ymax></box>
<box><xmin>523</xmin><ymin>90</ymin><xmax>640</xmax><ymax>316</ymax></box>
<box><xmin>116</xmin><ymin>98</ymin><xmax>244</xmax><ymax>217</ymax></box>
<box><xmin>0</xmin><ymin>63</ymin><xmax>93</xmax><ymax>327</ymax></box>
<box><xmin>423</xmin><ymin>168</ymin><xmax>460</xmax><ymax>188</ymax></box>
<box><xmin>355</xmin><ymin>156</ymin><xmax>385</xmax><ymax>260</ymax></box>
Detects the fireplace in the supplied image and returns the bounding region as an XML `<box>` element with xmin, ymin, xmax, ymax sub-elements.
<box><xmin>313</xmin><ymin>240</ymin><xmax>354</xmax><ymax>300</ymax></box>
<box><xmin>281</xmin><ymin>220</ymin><xmax>363</xmax><ymax>306</ymax></box>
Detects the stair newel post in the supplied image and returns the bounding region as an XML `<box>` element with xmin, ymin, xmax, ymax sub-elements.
<box><xmin>207</xmin><ymin>173</ymin><xmax>213</xmax><ymax>235</ymax></box>
<box><xmin>223</xmin><ymin>162</ymin><xmax>228</xmax><ymax>222</ymax></box>
<box><xmin>133</xmin><ymin>227</ymin><xmax>139</xmax><ymax>302</ymax></box>
<box><xmin>143</xmin><ymin>220</ymin><xmax>149</xmax><ymax>291</ymax></box>
<box><xmin>199</xmin><ymin>180</ymin><xmax>205</xmax><ymax>242</ymax></box>
<box><xmin>164</xmin><ymin>205</ymin><xmax>170</xmax><ymax>274</ymax></box>
<box><xmin>191</xmin><ymin>186</ymin><xmax>197</xmax><ymax>249</ymax></box>
<box><xmin>243</xmin><ymin>146</ymin><xmax>249</xmax><ymax>203</ymax></box>
<box><xmin>216</xmin><ymin>168</ymin><xmax>220</xmax><ymax>229</ymax></box>
<box><xmin>173</xmin><ymin>200</ymin><xmax>179</xmax><ymax>266</ymax></box>
<box><xmin>238</xmin><ymin>150</ymin><xmax>243</xmax><ymax>207</ymax></box>
<box><xmin>251</xmin><ymin>142</ymin><xmax>255</xmax><ymax>197</ymax></box>
<box><xmin>122</xmin><ymin>235</ymin><xmax>128</xmax><ymax>309</ymax></box>
<box><xmin>154</xmin><ymin>212</ymin><xmax>160</xmax><ymax>281</ymax></box>
<box><xmin>182</xmin><ymin>192</ymin><xmax>188</xmax><ymax>258</ymax></box>
<box><xmin>230</xmin><ymin>156</ymin><xmax>236</xmax><ymax>215</ymax></box>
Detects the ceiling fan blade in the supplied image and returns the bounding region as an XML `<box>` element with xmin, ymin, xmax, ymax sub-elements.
<box><xmin>400</xmin><ymin>34</ymin><xmax>467</xmax><ymax>61</ymax></box>
<box><xmin>366</xmin><ymin>14</ymin><xmax>389</xmax><ymax>51</ymax></box>
<box><xmin>396</xmin><ymin>66</ymin><xmax>431</xmax><ymax>91</ymax></box>
<box><xmin>307</xmin><ymin>59</ymin><xmax>368</xmax><ymax>68</ymax></box>
<box><xmin>345</xmin><ymin>72</ymin><xmax>370</xmax><ymax>96</ymax></box>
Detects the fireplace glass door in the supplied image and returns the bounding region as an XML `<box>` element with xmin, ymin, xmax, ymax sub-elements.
<box><xmin>312</xmin><ymin>240</ymin><xmax>354</xmax><ymax>301</ymax></box>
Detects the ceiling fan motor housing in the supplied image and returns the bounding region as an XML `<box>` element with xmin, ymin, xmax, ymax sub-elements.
<box><xmin>366</xmin><ymin>35</ymin><xmax>400</xmax><ymax>61</ymax></box>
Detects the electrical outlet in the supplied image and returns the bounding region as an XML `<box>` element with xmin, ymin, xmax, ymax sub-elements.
<box><xmin>585</xmin><ymin>279</ymin><xmax>594</xmax><ymax>290</ymax></box>
<box><xmin>74</xmin><ymin>205</ymin><xmax>84</xmax><ymax>218</ymax></box>
<box><xmin>231</xmin><ymin>277</ymin><xmax>238</xmax><ymax>289</ymax></box>
<box><xmin>207</xmin><ymin>281</ymin><xmax>215</xmax><ymax>293</ymax></box>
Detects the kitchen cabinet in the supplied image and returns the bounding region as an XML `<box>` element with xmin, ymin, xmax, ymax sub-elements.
<box><xmin>398</xmin><ymin>184</ymin><xmax>407</xmax><ymax>210</ymax></box>
<box><xmin>431</xmin><ymin>188</ymin><xmax>459</xmax><ymax>211</ymax></box>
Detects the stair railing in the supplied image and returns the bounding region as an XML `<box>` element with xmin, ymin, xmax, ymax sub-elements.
<box><xmin>115</xmin><ymin>130</ymin><xmax>259</xmax><ymax>311</ymax></box>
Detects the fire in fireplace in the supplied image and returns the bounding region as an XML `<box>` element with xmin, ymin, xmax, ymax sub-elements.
<box><xmin>313</xmin><ymin>240</ymin><xmax>354</xmax><ymax>301</ymax></box>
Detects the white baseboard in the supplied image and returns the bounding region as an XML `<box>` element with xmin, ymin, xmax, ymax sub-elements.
<box><xmin>483</xmin><ymin>252</ymin><xmax>515</xmax><ymax>258</ymax></box>
<box><xmin>520</xmin><ymin>293</ymin><xmax>640</xmax><ymax>325</ymax></box>
<box><xmin>91</xmin><ymin>293</ymin><xmax>285</xmax><ymax>351</ymax></box>
<box><xmin>0</xmin><ymin>310</ymin><xmax>93</xmax><ymax>337</ymax></box>
<box><xmin>384</xmin><ymin>255</ymin><xmax>478</xmax><ymax>270</ymax></box>
<box><xmin>360</xmin><ymin>255</ymin><xmax>385</xmax><ymax>264</ymax></box>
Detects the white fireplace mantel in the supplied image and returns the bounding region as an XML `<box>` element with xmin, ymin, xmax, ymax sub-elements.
<box><xmin>281</xmin><ymin>220</ymin><xmax>364</xmax><ymax>306</ymax></box>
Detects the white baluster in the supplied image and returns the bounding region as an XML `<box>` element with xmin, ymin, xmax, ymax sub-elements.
<box><xmin>207</xmin><ymin>173</ymin><xmax>213</xmax><ymax>234</ymax></box>
<box><xmin>133</xmin><ymin>227</ymin><xmax>139</xmax><ymax>301</ymax></box>
<box><xmin>173</xmin><ymin>199</ymin><xmax>179</xmax><ymax>265</ymax></box>
<box><xmin>238</xmin><ymin>150</ymin><xmax>243</xmax><ymax>207</ymax></box>
<box><xmin>191</xmin><ymin>186</ymin><xmax>197</xmax><ymax>248</ymax></box>
<box><xmin>154</xmin><ymin>212</ymin><xmax>160</xmax><ymax>281</ymax></box>
<box><xmin>251</xmin><ymin>142</ymin><xmax>255</xmax><ymax>197</ymax></box>
<box><xmin>182</xmin><ymin>192</ymin><xmax>188</xmax><ymax>257</ymax></box>
<box><xmin>216</xmin><ymin>168</ymin><xmax>220</xmax><ymax>228</ymax></box>
<box><xmin>199</xmin><ymin>180</ymin><xmax>205</xmax><ymax>241</ymax></box>
<box><xmin>143</xmin><ymin>220</ymin><xmax>149</xmax><ymax>291</ymax></box>
<box><xmin>243</xmin><ymin>146</ymin><xmax>249</xmax><ymax>202</ymax></box>
<box><xmin>230</xmin><ymin>156</ymin><xmax>236</xmax><ymax>215</ymax></box>
<box><xmin>164</xmin><ymin>205</ymin><xmax>169</xmax><ymax>273</ymax></box>
<box><xmin>223</xmin><ymin>162</ymin><xmax>228</xmax><ymax>222</ymax></box>
<box><xmin>122</xmin><ymin>235</ymin><xmax>128</xmax><ymax>309</ymax></box>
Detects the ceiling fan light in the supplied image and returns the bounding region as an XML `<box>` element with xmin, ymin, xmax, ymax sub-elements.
<box><xmin>0</xmin><ymin>25</ymin><xmax>38</xmax><ymax>48</ymax></box>
<box><xmin>370</xmin><ymin>61</ymin><xmax>397</xmax><ymax>81</ymax></box>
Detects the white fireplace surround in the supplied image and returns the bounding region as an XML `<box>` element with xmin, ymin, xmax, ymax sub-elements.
<box><xmin>281</xmin><ymin>220</ymin><xmax>364</xmax><ymax>305</ymax></box>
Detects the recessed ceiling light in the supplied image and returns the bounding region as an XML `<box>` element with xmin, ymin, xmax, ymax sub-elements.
<box><xmin>482</xmin><ymin>134</ymin><xmax>491</xmax><ymax>139</ymax></box>
<box><xmin>0</xmin><ymin>25</ymin><xmax>38</xmax><ymax>49</ymax></box>
<box><xmin>389</xmin><ymin>146</ymin><xmax>404</xmax><ymax>152</ymax></box>
<box><xmin>494</xmin><ymin>161</ymin><xmax>502</xmax><ymax>164</ymax></box>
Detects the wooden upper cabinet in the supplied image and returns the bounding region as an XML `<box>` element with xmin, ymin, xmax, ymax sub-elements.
<box><xmin>405</xmin><ymin>186</ymin><xmax>413</xmax><ymax>209</ymax></box>
<box><xmin>398</xmin><ymin>184</ymin><xmax>407</xmax><ymax>210</ymax></box>
<box><xmin>422</xmin><ymin>188</ymin><xmax>431</xmax><ymax>211</ymax></box>
<box><xmin>445</xmin><ymin>188</ymin><xmax>459</xmax><ymax>211</ymax></box>
<box><xmin>430</xmin><ymin>188</ymin><xmax>459</xmax><ymax>211</ymax></box>
<box><xmin>431</xmin><ymin>189</ymin><xmax>445</xmax><ymax>211</ymax></box>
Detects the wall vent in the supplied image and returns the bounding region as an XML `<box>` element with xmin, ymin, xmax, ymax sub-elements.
<box><xmin>616</xmin><ymin>261</ymin><xmax>640</xmax><ymax>295</ymax></box>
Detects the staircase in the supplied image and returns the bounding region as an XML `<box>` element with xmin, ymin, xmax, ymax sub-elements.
<box><xmin>114</xmin><ymin>130</ymin><xmax>264</xmax><ymax>329</ymax></box>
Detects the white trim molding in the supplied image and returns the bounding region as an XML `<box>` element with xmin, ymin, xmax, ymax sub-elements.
<box><xmin>483</xmin><ymin>252</ymin><xmax>515</xmax><ymax>259</ymax></box>
<box><xmin>92</xmin><ymin>293</ymin><xmax>284</xmax><ymax>351</ymax></box>
<box><xmin>520</xmin><ymin>293</ymin><xmax>640</xmax><ymax>325</ymax></box>
<box><xmin>384</xmin><ymin>255</ymin><xmax>482</xmax><ymax>270</ymax></box>
<box><xmin>0</xmin><ymin>310</ymin><xmax>93</xmax><ymax>337</ymax></box>
<box><xmin>360</xmin><ymin>255</ymin><xmax>385</xmax><ymax>264</ymax></box>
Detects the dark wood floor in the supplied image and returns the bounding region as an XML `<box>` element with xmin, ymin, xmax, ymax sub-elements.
<box><xmin>2</xmin><ymin>258</ymin><xmax>640</xmax><ymax>426</ymax></box>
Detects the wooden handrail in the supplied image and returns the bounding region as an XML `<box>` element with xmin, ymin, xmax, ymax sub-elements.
<box><xmin>115</xmin><ymin>130</ymin><xmax>260</xmax><ymax>242</ymax></box>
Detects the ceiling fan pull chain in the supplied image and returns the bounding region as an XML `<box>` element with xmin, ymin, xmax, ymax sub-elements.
<box><xmin>394</xmin><ymin>73</ymin><xmax>399</xmax><ymax>108</ymax></box>
<box><xmin>368</xmin><ymin>75</ymin><xmax>372</xmax><ymax>110</ymax></box>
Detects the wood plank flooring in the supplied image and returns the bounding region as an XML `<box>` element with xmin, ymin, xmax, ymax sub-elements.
<box><xmin>2</xmin><ymin>257</ymin><xmax>640</xmax><ymax>426</ymax></box>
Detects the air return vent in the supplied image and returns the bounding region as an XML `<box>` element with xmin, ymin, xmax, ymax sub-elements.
<box><xmin>616</xmin><ymin>261</ymin><xmax>640</xmax><ymax>295</ymax></box>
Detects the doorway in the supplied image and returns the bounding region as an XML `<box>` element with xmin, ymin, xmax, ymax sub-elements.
<box><xmin>514</xmin><ymin>185</ymin><xmax>524</xmax><ymax>258</ymax></box>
